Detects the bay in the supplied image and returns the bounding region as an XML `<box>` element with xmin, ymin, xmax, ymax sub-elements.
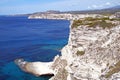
<box><xmin>0</xmin><ymin>16</ymin><xmax>69</xmax><ymax>80</ymax></box>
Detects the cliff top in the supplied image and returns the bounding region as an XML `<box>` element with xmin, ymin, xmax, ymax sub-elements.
<box><xmin>72</xmin><ymin>17</ymin><xmax>120</xmax><ymax>29</ymax></box>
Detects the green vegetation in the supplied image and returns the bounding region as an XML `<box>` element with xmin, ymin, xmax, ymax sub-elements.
<box><xmin>72</xmin><ymin>20</ymin><xmax>83</xmax><ymax>28</ymax></box>
<box><xmin>87</xmin><ymin>20</ymin><xmax>115</xmax><ymax>29</ymax></box>
<box><xmin>104</xmin><ymin>61</ymin><xmax>120</xmax><ymax>78</ymax></box>
<box><xmin>72</xmin><ymin>17</ymin><xmax>119</xmax><ymax>29</ymax></box>
<box><xmin>76</xmin><ymin>50</ymin><xmax>85</xmax><ymax>56</ymax></box>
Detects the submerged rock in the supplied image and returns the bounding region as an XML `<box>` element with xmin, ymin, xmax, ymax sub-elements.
<box><xmin>15</xmin><ymin>59</ymin><xmax>27</xmax><ymax>71</ymax></box>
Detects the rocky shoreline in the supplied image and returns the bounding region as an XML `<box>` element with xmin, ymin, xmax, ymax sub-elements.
<box><xmin>15</xmin><ymin>59</ymin><xmax>54</xmax><ymax>76</ymax></box>
<box><xmin>15</xmin><ymin>13</ymin><xmax>120</xmax><ymax>80</ymax></box>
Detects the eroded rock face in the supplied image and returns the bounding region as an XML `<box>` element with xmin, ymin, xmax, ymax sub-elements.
<box><xmin>50</xmin><ymin>56</ymin><xmax>68</xmax><ymax>80</ymax></box>
<box><xmin>53</xmin><ymin>24</ymin><xmax>120</xmax><ymax>80</ymax></box>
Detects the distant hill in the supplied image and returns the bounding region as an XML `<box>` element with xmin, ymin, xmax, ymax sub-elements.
<box><xmin>110</xmin><ymin>5</ymin><xmax>120</xmax><ymax>9</ymax></box>
<box><xmin>63</xmin><ymin>5</ymin><xmax>120</xmax><ymax>14</ymax></box>
<box><xmin>19</xmin><ymin>5</ymin><xmax>120</xmax><ymax>16</ymax></box>
<box><xmin>11</xmin><ymin>13</ymin><xmax>32</xmax><ymax>16</ymax></box>
<box><xmin>31</xmin><ymin>10</ymin><xmax>61</xmax><ymax>15</ymax></box>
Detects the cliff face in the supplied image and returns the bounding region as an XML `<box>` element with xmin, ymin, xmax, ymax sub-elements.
<box><xmin>51</xmin><ymin>19</ymin><xmax>120</xmax><ymax>80</ymax></box>
<box><xmin>15</xmin><ymin>14</ymin><xmax>120</xmax><ymax>80</ymax></box>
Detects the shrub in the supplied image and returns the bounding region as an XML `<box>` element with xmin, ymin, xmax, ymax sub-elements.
<box><xmin>88</xmin><ymin>20</ymin><xmax>115</xmax><ymax>29</ymax></box>
<box><xmin>76</xmin><ymin>50</ymin><xmax>85</xmax><ymax>56</ymax></box>
<box><xmin>72</xmin><ymin>19</ymin><xmax>83</xmax><ymax>28</ymax></box>
<box><xmin>84</xmin><ymin>17</ymin><xmax>101</xmax><ymax>21</ymax></box>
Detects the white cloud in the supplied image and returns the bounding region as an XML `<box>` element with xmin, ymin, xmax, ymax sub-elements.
<box><xmin>88</xmin><ymin>2</ymin><xmax>112</xmax><ymax>9</ymax></box>
<box><xmin>88</xmin><ymin>5</ymin><xmax>101</xmax><ymax>9</ymax></box>
<box><xmin>106</xmin><ymin>2</ymin><xmax>111</xmax><ymax>5</ymax></box>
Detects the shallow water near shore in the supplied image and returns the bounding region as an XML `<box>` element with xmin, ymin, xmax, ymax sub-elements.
<box><xmin>0</xmin><ymin>16</ymin><xmax>69</xmax><ymax>80</ymax></box>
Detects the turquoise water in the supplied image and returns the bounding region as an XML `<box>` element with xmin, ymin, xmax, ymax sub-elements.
<box><xmin>0</xmin><ymin>16</ymin><xmax>70</xmax><ymax>80</ymax></box>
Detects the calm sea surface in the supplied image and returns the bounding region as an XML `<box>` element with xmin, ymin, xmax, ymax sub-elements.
<box><xmin>0</xmin><ymin>16</ymin><xmax>69</xmax><ymax>80</ymax></box>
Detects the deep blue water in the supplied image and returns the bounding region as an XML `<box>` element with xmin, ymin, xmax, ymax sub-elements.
<box><xmin>0</xmin><ymin>16</ymin><xmax>70</xmax><ymax>80</ymax></box>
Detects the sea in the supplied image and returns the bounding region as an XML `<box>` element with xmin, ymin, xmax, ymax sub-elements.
<box><xmin>0</xmin><ymin>16</ymin><xmax>70</xmax><ymax>80</ymax></box>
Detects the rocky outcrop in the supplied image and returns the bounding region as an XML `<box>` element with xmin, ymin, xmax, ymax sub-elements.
<box><xmin>50</xmin><ymin>56</ymin><xmax>68</xmax><ymax>80</ymax></box>
<box><xmin>15</xmin><ymin>59</ymin><xmax>54</xmax><ymax>76</ymax></box>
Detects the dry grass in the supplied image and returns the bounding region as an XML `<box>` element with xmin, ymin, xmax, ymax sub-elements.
<box><xmin>76</xmin><ymin>50</ymin><xmax>85</xmax><ymax>56</ymax></box>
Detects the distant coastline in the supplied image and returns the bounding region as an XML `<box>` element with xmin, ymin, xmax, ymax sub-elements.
<box><xmin>27</xmin><ymin>5</ymin><xmax>120</xmax><ymax>20</ymax></box>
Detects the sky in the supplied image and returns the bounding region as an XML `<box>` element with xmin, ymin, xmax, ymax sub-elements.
<box><xmin>0</xmin><ymin>0</ymin><xmax>120</xmax><ymax>15</ymax></box>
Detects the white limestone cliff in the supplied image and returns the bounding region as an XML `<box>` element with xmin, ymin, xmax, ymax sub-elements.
<box><xmin>15</xmin><ymin>14</ymin><xmax>120</xmax><ymax>80</ymax></box>
<box><xmin>51</xmin><ymin>19</ymin><xmax>120</xmax><ymax>80</ymax></box>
